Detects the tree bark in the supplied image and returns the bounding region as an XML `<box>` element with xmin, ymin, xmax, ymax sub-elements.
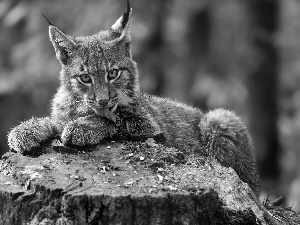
<box><xmin>0</xmin><ymin>140</ymin><xmax>270</xmax><ymax>224</ymax></box>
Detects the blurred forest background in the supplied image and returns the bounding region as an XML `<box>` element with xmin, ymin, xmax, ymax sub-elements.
<box><xmin>0</xmin><ymin>0</ymin><xmax>300</xmax><ymax>212</ymax></box>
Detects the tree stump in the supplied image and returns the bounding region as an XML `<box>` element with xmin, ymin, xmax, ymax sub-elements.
<box><xmin>0</xmin><ymin>139</ymin><xmax>268</xmax><ymax>225</ymax></box>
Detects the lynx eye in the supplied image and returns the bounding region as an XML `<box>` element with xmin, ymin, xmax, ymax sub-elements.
<box><xmin>78</xmin><ymin>74</ymin><xmax>92</xmax><ymax>84</ymax></box>
<box><xmin>107</xmin><ymin>69</ymin><xmax>121</xmax><ymax>82</ymax></box>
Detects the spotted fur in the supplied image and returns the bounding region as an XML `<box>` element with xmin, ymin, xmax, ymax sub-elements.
<box><xmin>7</xmin><ymin>5</ymin><xmax>260</xmax><ymax>195</ymax></box>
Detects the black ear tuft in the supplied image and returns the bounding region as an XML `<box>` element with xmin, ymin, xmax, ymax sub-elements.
<box><xmin>122</xmin><ymin>0</ymin><xmax>131</xmax><ymax>29</ymax></box>
<box><xmin>109</xmin><ymin>0</ymin><xmax>132</xmax><ymax>41</ymax></box>
<box><xmin>127</xmin><ymin>0</ymin><xmax>130</xmax><ymax>13</ymax></box>
<box><xmin>42</xmin><ymin>14</ymin><xmax>54</xmax><ymax>26</ymax></box>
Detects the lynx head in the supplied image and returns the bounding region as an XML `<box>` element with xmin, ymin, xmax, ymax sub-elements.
<box><xmin>49</xmin><ymin>4</ymin><xmax>139</xmax><ymax>122</ymax></box>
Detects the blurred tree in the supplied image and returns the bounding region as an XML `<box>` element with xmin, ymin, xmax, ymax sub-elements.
<box><xmin>246</xmin><ymin>0</ymin><xmax>280</xmax><ymax>180</ymax></box>
<box><xmin>187</xmin><ymin>5</ymin><xmax>210</xmax><ymax>110</ymax></box>
<box><xmin>135</xmin><ymin>0</ymin><xmax>171</xmax><ymax>96</ymax></box>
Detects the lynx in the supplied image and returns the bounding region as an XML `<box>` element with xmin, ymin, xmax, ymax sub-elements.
<box><xmin>8</xmin><ymin>3</ymin><xmax>260</xmax><ymax>195</ymax></box>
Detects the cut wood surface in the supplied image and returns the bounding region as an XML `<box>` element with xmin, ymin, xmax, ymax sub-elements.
<box><xmin>0</xmin><ymin>139</ymin><xmax>267</xmax><ymax>225</ymax></box>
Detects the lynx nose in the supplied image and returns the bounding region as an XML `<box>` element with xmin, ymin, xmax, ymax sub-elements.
<box><xmin>97</xmin><ymin>99</ymin><xmax>109</xmax><ymax>107</ymax></box>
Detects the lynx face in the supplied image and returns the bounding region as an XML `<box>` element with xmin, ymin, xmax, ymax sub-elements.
<box><xmin>49</xmin><ymin>6</ymin><xmax>139</xmax><ymax>122</ymax></box>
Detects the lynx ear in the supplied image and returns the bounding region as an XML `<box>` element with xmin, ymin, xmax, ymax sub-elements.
<box><xmin>49</xmin><ymin>26</ymin><xmax>77</xmax><ymax>65</ymax></box>
<box><xmin>109</xmin><ymin>1</ymin><xmax>132</xmax><ymax>41</ymax></box>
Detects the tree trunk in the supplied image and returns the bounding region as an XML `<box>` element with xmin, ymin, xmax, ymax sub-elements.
<box><xmin>0</xmin><ymin>140</ymin><xmax>270</xmax><ymax>225</ymax></box>
<box><xmin>246</xmin><ymin>0</ymin><xmax>280</xmax><ymax>180</ymax></box>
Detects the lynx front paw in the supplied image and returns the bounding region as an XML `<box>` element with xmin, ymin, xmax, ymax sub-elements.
<box><xmin>61</xmin><ymin>123</ymin><xmax>97</xmax><ymax>146</ymax></box>
<box><xmin>8</xmin><ymin>117</ymin><xmax>56</xmax><ymax>153</ymax></box>
<box><xmin>61</xmin><ymin>117</ymin><xmax>116</xmax><ymax>146</ymax></box>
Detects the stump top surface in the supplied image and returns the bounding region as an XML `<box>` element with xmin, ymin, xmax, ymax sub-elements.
<box><xmin>0</xmin><ymin>140</ymin><xmax>266</xmax><ymax>224</ymax></box>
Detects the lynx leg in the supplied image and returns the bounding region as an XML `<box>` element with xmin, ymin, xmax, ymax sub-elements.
<box><xmin>199</xmin><ymin>108</ymin><xmax>260</xmax><ymax>196</ymax></box>
<box><xmin>8</xmin><ymin>117</ymin><xmax>57</xmax><ymax>153</ymax></box>
<box><xmin>61</xmin><ymin>116</ymin><xmax>116</xmax><ymax>146</ymax></box>
<box><xmin>124</xmin><ymin>114</ymin><xmax>166</xmax><ymax>143</ymax></box>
